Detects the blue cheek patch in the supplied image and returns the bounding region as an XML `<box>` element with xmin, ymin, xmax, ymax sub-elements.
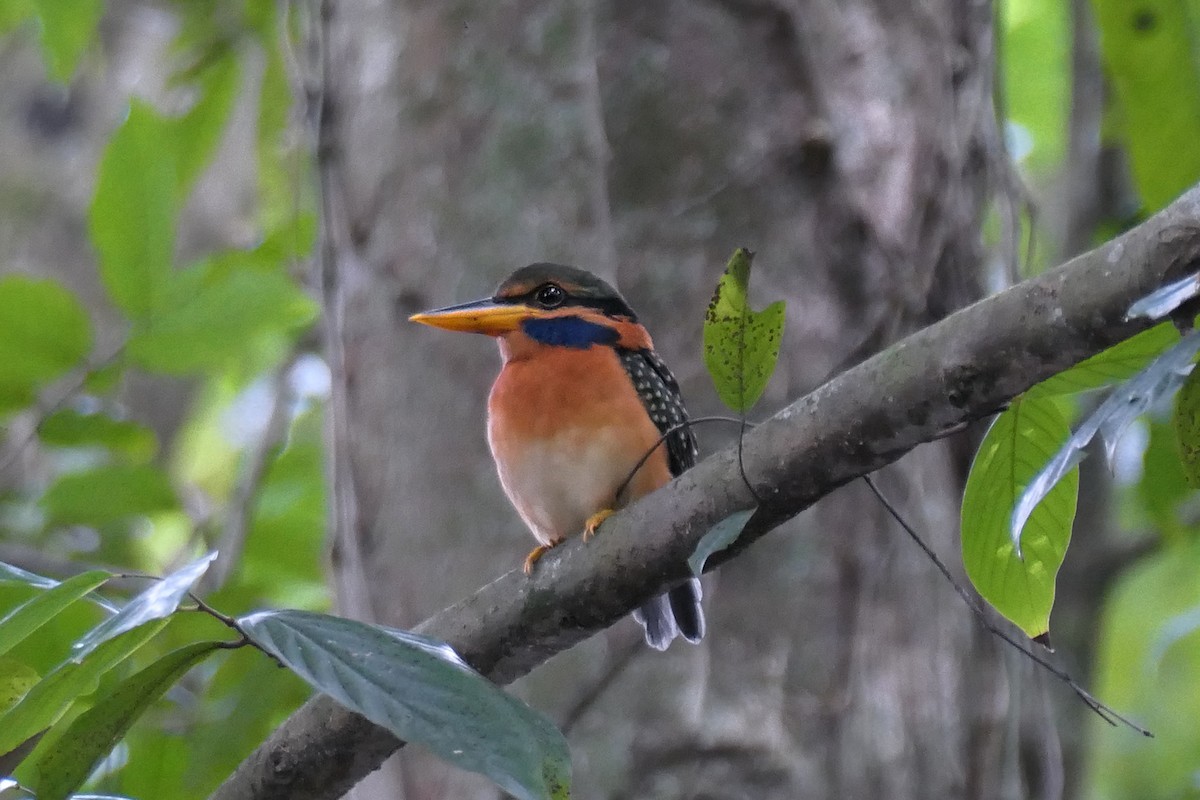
<box><xmin>522</xmin><ymin>316</ymin><xmax>619</xmax><ymax>348</ymax></box>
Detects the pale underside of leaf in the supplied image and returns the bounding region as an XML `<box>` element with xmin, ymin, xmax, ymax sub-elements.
<box><xmin>1126</xmin><ymin>271</ymin><xmax>1200</xmax><ymax>320</ymax></box>
<box><xmin>689</xmin><ymin>509</ymin><xmax>755</xmax><ymax>576</ymax></box>
<box><xmin>70</xmin><ymin>553</ymin><xmax>215</xmax><ymax>660</ymax></box>
<box><xmin>1011</xmin><ymin>328</ymin><xmax>1200</xmax><ymax>552</ymax></box>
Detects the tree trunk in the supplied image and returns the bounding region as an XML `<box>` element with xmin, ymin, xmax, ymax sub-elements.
<box><xmin>320</xmin><ymin>0</ymin><xmax>1055</xmax><ymax>797</ymax></box>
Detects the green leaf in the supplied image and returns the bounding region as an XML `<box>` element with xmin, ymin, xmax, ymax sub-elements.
<box><xmin>0</xmin><ymin>658</ymin><xmax>38</xmax><ymax>716</ymax></box>
<box><xmin>29</xmin><ymin>0</ymin><xmax>102</xmax><ymax>82</ymax></box>
<box><xmin>0</xmin><ymin>562</ymin><xmax>57</xmax><ymax>590</ymax></box>
<box><xmin>0</xmin><ymin>657</ymin><xmax>42</xmax><ymax>776</ymax></box>
<box><xmin>703</xmin><ymin>248</ymin><xmax>785</xmax><ymax>413</ymax></box>
<box><xmin>0</xmin><ymin>571</ymin><xmax>111</xmax><ymax>659</ymax></box>
<box><xmin>39</xmin><ymin>410</ymin><xmax>157</xmax><ymax>463</ymax></box>
<box><xmin>1093</xmin><ymin>0</ymin><xmax>1200</xmax><ymax>211</ymax></box>
<box><xmin>71</xmin><ymin>554</ymin><xmax>214</xmax><ymax>660</ymax></box>
<box><xmin>0</xmin><ymin>619</ymin><xmax>169</xmax><ymax>755</ymax></box>
<box><xmin>82</xmin><ymin>359</ymin><xmax>124</xmax><ymax>395</ymax></box>
<box><xmin>0</xmin><ymin>277</ymin><xmax>92</xmax><ymax>412</ymax></box>
<box><xmin>1028</xmin><ymin>323</ymin><xmax>1179</xmax><ymax>397</ymax></box>
<box><xmin>257</xmin><ymin>33</ymin><xmax>296</xmax><ymax>232</ymax></box>
<box><xmin>89</xmin><ymin>101</ymin><xmax>176</xmax><ymax>320</ymax></box>
<box><xmin>243</xmin><ymin>410</ymin><xmax>328</xmax><ymax>607</ymax></box>
<box><xmin>22</xmin><ymin>641</ymin><xmax>220</xmax><ymax>800</ymax></box>
<box><xmin>1000</xmin><ymin>0</ymin><xmax>1070</xmax><ymax>171</ymax></box>
<box><xmin>239</xmin><ymin>610</ymin><xmax>571</xmax><ymax>800</ymax></box>
<box><xmin>961</xmin><ymin>396</ymin><xmax>1078</xmax><ymax>638</ymax></box>
<box><xmin>0</xmin><ymin>1</ymin><xmax>33</xmax><ymax>37</ymax></box>
<box><xmin>128</xmin><ymin>256</ymin><xmax>317</xmax><ymax>375</ymax></box>
<box><xmin>170</xmin><ymin>51</ymin><xmax>240</xmax><ymax>199</ymax></box>
<box><xmin>1175</xmin><ymin>366</ymin><xmax>1200</xmax><ymax>487</ymax></box>
<box><xmin>688</xmin><ymin>509</ymin><xmax>754</xmax><ymax>576</ymax></box>
<box><xmin>41</xmin><ymin>464</ymin><xmax>179</xmax><ymax>526</ymax></box>
<box><xmin>1138</xmin><ymin>419</ymin><xmax>1192</xmax><ymax>533</ymax></box>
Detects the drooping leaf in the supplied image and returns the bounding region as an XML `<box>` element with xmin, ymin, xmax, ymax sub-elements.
<box><xmin>1174</xmin><ymin>366</ymin><xmax>1200</xmax><ymax>487</ymax></box>
<box><xmin>1093</xmin><ymin>0</ymin><xmax>1200</xmax><ymax>211</ymax></box>
<box><xmin>1028</xmin><ymin>323</ymin><xmax>1179</xmax><ymax>397</ymax></box>
<box><xmin>71</xmin><ymin>554</ymin><xmax>214</xmax><ymax>660</ymax></box>
<box><xmin>962</xmin><ymin>396</ymin><xmax>1077</xmax><ymax>638</ymax></box>
<box><xmin>39</xmin><ymin>410</ymin><xmax>157</xmax><ymax>463</ymax></box>
<box><xmin>703</xmin><ymin>248</ymin><xmax>785</xmax><ymax>413</ymax></box>
<box><xmin>1126</xmin><ymin>272</ymin><xmax>1200</xmax><ymax>320</ymax></box>
<box><xmin>41</xmin><ymin>464</ymin><xmax>179</xmax><ymax>526</ymax></box>
<box><xmin>22</xmin><ymin>642</ymin><xmax>221</xmax><ymax>800</ymax></box>
<box><xmin>688</xmin><ymin>509</ymin><xmax>755</xmax><ymax>576</ymax></box>
<box><xmin>0</xmin><ymin>619</ymin><xmax>169</xmax><ymax>755</ymax></box>
<box><xmin>89</xmin><ymin>101</ymin><xmax>175</xmax><ymax>320</ymax></box>
<box><xmin>0</xmin><ymin>277</ymin><xmax>92</xmax><ymax>413</ymax></box>
<box><xmin>239</xmin><ymin>610</ymin><xmax>571</xmax><ymax>800</ymax></box>
<box><xmin>1012</xmin><ymin>329</ymin><xmax>1200</xmax><ymax>547</ymax></box>
<box><xmin>0</xmin><ymin>571</ymin><xmax>110</xmax><ymax>659</ymax></box>
<box><xmin>128</xmin><ymin>256</ymin><xmax>317</xmax><ymax>375</ymax></box>
<box><xmin>28</xmin><ymin>0</ymin><xmax>103</xmax><ymax>82</ymax></box>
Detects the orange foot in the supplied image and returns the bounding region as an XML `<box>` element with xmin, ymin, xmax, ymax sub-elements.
<box><xmin>523</xmin><ymin>538</ymin><xmax>564</xmax><ymax>575</ymax></box>
<box><xmin>583</xmin><ymin>508</ymin><xmax>615</xmax><ymax>541</ymax></box>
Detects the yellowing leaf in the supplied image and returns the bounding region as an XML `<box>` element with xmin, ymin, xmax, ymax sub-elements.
<box><xmin>703</xmin><ymin>248</ymin><xmax>785</xmax><ymax>413</ymax></box>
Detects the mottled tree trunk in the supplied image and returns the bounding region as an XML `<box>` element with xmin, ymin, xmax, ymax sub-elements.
<box><xmin>320</xmin><ymin>1</ymin><xmax>1055</xmax><ymax>797</ymax></box>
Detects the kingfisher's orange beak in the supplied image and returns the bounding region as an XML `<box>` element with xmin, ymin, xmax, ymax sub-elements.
<box><xmin>409</xmin><ymin>298</ymin><xmax>543</xmax><ymax>336</ymax></box>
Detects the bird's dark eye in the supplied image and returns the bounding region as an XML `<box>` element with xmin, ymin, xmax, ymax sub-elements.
<box><xmin>534</xmin><ymin>283</ymin><xmax>566</xmax><ymax>308</ymax></box>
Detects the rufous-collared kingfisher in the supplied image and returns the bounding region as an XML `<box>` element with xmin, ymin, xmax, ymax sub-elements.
<box><xmin>410</xmin><ymin>263</ymin><xmax>704</xmax><ymax>650</ymax></box>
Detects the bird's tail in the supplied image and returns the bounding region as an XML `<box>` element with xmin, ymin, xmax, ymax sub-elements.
<box><xmin>633</xmin><ymin>578</ymin><xmax>705</xmax><ymax>650</ymax></box>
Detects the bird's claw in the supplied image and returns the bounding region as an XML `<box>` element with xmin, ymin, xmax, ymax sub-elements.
<box><xmin>583</xmin><ymin>508</ymin><xmax>615</xmax><ymax>540</ymax></box>
<box><xmin>523</xmin><ymin>539</ymin><xmax>563</xmax><ymax>574</ymax></box>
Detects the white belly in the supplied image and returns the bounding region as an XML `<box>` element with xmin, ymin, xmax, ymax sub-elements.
<box><xmin>490</xmin><ymin>427</ymin><xmax>633</xmax><ymax>546</ymax></box>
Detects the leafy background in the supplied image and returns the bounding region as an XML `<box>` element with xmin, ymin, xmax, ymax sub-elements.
<box><xmin>0</xmin><ymin>0</ymin><xmax>1199</xmax><ymax>798</ymax></box>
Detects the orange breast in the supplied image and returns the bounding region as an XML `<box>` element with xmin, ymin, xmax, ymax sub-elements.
<box><xmin>487</xmin><ymin>342</ymin><xmax>671</xmax><ymax>545</ymax></box>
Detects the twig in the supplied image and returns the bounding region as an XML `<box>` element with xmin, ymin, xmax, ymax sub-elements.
<box><xmin>613</xmin><ymin>415</ymin><xmax>753</xmax><ymax>501</ymax></box>
<box><xmin>185</xmin><ymin>590</ymin><xmax>271</xmax><ymax>660</ymax></box>
<box><xmin>736</xmin><ymin>414</ymin><xmax>762</xmax><ymax>505</ymax></box>
<box><xmin>861</xmin><ymin>473</ymin><xmax>1151</xmax><ymax>736</ymax></box>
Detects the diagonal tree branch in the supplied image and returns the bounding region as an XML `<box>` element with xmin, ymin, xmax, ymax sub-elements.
<box><xmin>210</xmin><ymin>185</ymin><xmax>1200</xmax><ymax>800</ymax></box>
